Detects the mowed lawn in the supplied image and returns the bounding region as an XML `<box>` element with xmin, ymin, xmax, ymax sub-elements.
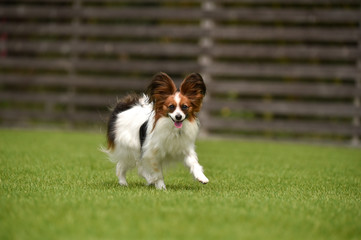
<box><xmin>0</xmin><ymin>129</ymin><xmax>360</xmax><ymax>240</ymax></box>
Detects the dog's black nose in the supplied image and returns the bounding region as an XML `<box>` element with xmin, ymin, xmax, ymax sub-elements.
<box><xmin>175</xmin><ymin>114</ymin><xmax>182</xmax><ymax>121</ymax></box>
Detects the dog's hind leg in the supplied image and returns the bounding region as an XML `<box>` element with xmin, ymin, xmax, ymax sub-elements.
<box><xmin>116</xmin><ymin>161</ymin><xmax>128</xmax><ymax>186</ymax></box>
<box><xmin>116</xmin><ymin>158</ymin><xmax>135</xmax><ymax>186</ymax></box>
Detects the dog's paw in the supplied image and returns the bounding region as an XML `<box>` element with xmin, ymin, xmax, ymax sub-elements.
<box><xmin>118</xmin><ymin>179</ymin><xmax>128</xmax><ymax>187</ymax></box>
<box><xmin>154</xmin><ymin>180</ymin><xmax>167</xmax><ymax>190</ymax></box>
<box><xmin>195</xmin><ymin>173</ymin><xmax>209</xmax><ymax>184</ymax></box>
<box><xmin>197</xmin><ymin>176</ymin><xmax>209</xmax><ymax>184</ymax></box>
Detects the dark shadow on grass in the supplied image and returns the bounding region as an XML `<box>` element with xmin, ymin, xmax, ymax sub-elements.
<box><xmin>91</xmin><ymin>180</ymin><xmax>151</xmax><ymax>190</ymax></box>
<box><xmin>101</xmin><ymin>180</ymin><xmax>120</xmax><ymax>189</ymax></box>
<box><xmin>92</xmin><ymin>180</ymin><xmax>204</xmax><ymax>191</ymax></box>
<box><xmin>165</xmin><ymin>183</ymin><xmax>204</xmax><ymax>191</ymax></box>
<box><xmin>93</xmin><ymin>180</ymin><xmax>146</xmax><ymax>190</ymax></box>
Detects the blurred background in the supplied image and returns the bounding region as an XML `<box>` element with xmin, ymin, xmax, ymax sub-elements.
<box><xmin>0</xmin><ymin>0</ymin><xmax>360</xmax><ymax>146</ymax></box>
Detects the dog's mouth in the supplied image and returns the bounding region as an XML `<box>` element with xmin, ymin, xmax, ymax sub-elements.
<box><xmin>174</xmin><ymin>121</ymin><xmax>183</xmax><ymax>129</ymax></box>
<box><xmin>169</xmin><ymin>115</ymin><xmax>185</xmax><ymax>129</ymax></box>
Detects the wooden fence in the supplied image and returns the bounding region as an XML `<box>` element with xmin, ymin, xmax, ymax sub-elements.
<box><xmin>0</xmin><ymin>0</ymin><xmax>360</xmax><ymax>146</ymax></box>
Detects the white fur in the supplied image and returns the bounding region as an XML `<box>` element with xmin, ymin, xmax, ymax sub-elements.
<box><xmin>105</xmin><ymin>94</ymin><xmax>209</xmax><ymax>189</ymax></box>
<box><xmin>168</xmin><ymin>92</ymin><xmax>186</xmax><ymax>122</ymax></box>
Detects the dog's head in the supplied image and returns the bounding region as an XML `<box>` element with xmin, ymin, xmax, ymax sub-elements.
<box><xmin>146</xmin><ymin>72</ymin><xmax>206</xmax><ymax>129</ymax></box>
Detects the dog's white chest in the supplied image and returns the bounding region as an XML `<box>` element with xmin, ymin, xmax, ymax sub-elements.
<box><xmin>147</xmin><ymin>117</ymin><xmax>199</xmax><ymax>159</ymax></box>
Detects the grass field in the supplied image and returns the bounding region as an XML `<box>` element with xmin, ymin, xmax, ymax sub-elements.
<box><xmin>0</xmin><ymin>129</ymin><xmax>360</xmax><ymax>240</ymax></box>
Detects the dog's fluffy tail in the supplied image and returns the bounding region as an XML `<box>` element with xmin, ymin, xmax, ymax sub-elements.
<box><xmin>99</xmin><ymin>145</ymin><xmax>118</xmax><ymax>163</ymax></box>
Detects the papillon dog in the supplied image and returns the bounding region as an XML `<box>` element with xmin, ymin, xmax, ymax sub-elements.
<box><xmin>104</xmin><ymin>72</ymin><xmax>209</xmax><ymax>189</ymax></box>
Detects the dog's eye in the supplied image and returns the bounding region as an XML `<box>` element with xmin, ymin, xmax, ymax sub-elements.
<box><xmin>168</xmin><ymin>105</ymin><xmax>175</xmax><ymax>111</ymax></box>
<box><xmin>181</xmin><ymin>105</ymin><xmax>189</xmax><ymax>110</ymax></box>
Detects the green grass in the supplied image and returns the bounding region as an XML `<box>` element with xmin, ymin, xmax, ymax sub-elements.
<box><xmin>0</xmin><ymin>129</ymin><xmax>360</xmax><ymax>240</ymax></box>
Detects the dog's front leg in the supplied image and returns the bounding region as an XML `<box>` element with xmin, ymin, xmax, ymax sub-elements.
<box><xmin>184</xmin><ymin>149</ymin><xmax>209</xmax><ymax>184</ymax></box>
<box><xmin>138</xmin><ymin>151</ymin><xmax>166</xmax><ymax>190</ymax></box>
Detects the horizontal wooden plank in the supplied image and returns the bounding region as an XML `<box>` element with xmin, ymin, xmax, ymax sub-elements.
<box><xmin>8</xmin><ymin>0</ymin><xmax>360</xmax><ymax>3</ymax></box>
<box><xmin>6</xmin><ymin>40</ymin><xmax>355</xmax><ymax>60</ymax></box>
<box><xmin>0</xmin><ymin>6</ymin><xmax>203</xmax><ymax>20</ymax></box>
<box><xmin>2</xmin><ymin>99</ymin><xmax>358</xmax><ymax>135</ymax></box>
<box><xmin>0</xmin><ymin>61</ymin><xmax>355</xmax><ymax>80</ymax></box>
<box><xmin>205</xmin><ymin>118</ymin><xmax>360</xmax><ymax>135</ymax></box>
<box><xmin>1</xmin><ymin>6</ymin><xmax>358</xmax><ymax>23</ymax></box>
<box><xmin>212</xmin><ymin>44</ymin><xmax>357</xmax><ymax>60</ymax></box>
<box><xmin>211</xmin><ymin>8</ymin><xmax>359</xmax><ymax>23</ymax></box>
<box><xmin>0</xmin><ymin>57</ymin><xmax>71</xmax><ymax>69</ymax></box>
<box><xmin>0</xmin><ymin>92</ymin><xmax>115</xmax><ymax>107</ymax></box>
<box><xmin>6</xmin><ymin>91</ymin><xmax>356</xmax><ymax>119</ymax></box>
<box><xmin>0</xmin><ymin>58</ymin><xmax>200</xmax><ymax>74</ymax></box>
<box><xmin>208</xmin><ymin>62</ymin><xmax>356</xmax><ymax>79</ymax></box>
<box><xmin>209</xmin><ymin>81</ymin><xmax>360</xmax><ymax>98</ymax></box>
<box><xmin>0</xmin><ymin>109</ymin><xmax>105</xmax><ymax>123</ymax></box>
<box><xmin>5</xmin><ymin>41</ymin><xmax>200</xmax><ymax>57</ymax></box>
<box><xmin>0</xmin><ymin>74</ymin><xmax>148</xmax><ymax>90</ymax></box>
<box><xmin>1</xmin><ymin>58</ymin><xmax>354</xmax><ymax>79</ymax></box>
<box><xmin>4</xmin><ymin>23</ymin><xmax>358</xmax><ymax>43</ymax></box>
<box><xmin>212</xmin><ymin>26</ymin><xmax>358</xmax><ymax>42</ymax></box>
<box><xmin>1</xmin><ymin>23</ymin><xmax>203</xmax><ymax>38</ymax></box>
<box><xmin>212</xmin><ymin>0</ymin><xmax>360</xmax><ymax>3</ymax></box>
<box><xmin>206</xmin><ymin>99</ymin><xmax>360</xmax><ymax>118</ymax></box>
<box><xmin>1</xmin><ymin>74</ymin><xmax>358</xmax><ymax>99</ymax></box>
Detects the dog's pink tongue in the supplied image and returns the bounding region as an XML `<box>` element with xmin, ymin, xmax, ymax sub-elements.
<box><xmin>174</xmin><ymin>121</ymin><xmax>183</xmax><ymax>128</ymax></box>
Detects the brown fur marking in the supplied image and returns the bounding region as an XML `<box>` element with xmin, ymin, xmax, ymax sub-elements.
<box><xmin>180</xmin><ymin>73</ymin><xmax>206</xmax><ymax>114</ymax></box>
<box><xmin>146</xmin><ymin>72</ymin><xmax>177</xmax><ymax>130</ymax></box>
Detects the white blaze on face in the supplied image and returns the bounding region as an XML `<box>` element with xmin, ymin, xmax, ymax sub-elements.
<box><xmin>169</xmin><ymin>92</ymin><xmax>186</xmax><ymax>128</ymax></box>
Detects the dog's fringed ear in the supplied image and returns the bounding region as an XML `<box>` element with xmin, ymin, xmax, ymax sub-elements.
<box><xmin>146</xmin><ymin>72</ymin><xmax>177</xmax><ymax>104</ymax></box>
<box><xmin>180</xmin><ymin>73</ymin><xmax>206</xmax><ymax>113</ymax></box>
